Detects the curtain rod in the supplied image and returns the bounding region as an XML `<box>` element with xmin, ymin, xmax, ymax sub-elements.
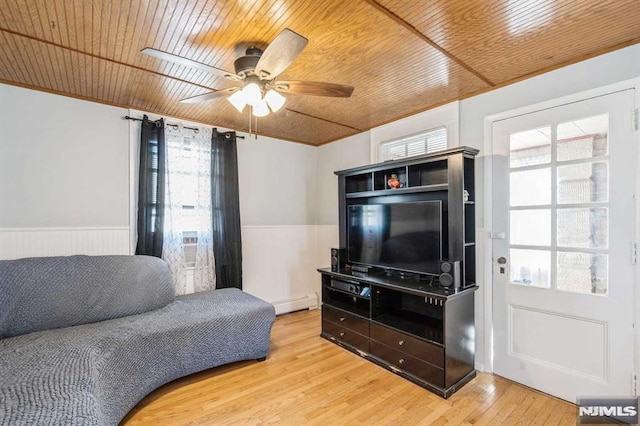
<box><xmin>123</xmin><ymin>116</ymin><xmax>245</xmax><ymax>139</ymax></box>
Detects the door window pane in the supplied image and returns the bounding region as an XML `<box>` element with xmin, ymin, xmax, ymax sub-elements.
<box><xmin>510</xmin><ymin>249</ymin><xmax>551</xmax><ymax>288</ymax></box>
<box><xmin>557</xmin><ymin>252</ymin><xmax>608</xmax><ymax>295</ymax></box>
<box><xmin>510</xmin><ymin>210</ymin><xmax>551</xmax><ymax>246</ymax></box>
<box><xmin>510</xmin><ymin>168</ymin><xmax>551</xmax><ymax>206</ymax></box>
<box><xmin>505</xmin><ymin>114</ymin><xmax>611</xmax><ymax>297</ymax></box>
<box><xmin>557</xmin><ymin>208</ymin><xmax>608</xmax><ymax>249</ymax></box>
<box><xmin>557</xmin><ymin>162</ymin><xmax>608</xmax><ymax>204</ymax></box>
<box><xmin>510</xmin><ymin>126</ymin><xmax>551</xmax><ymax>168</ymax></box>
<box><xmin>557</xmin><ymin>114</ymin><xmax>608</xmax><ymax>161</ymax></box>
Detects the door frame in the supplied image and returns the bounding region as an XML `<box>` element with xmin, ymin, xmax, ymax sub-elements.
<box><xmin>481</xmin><ymin>78</ymin><xmax>640</xmax><ymax>390</ymax></box>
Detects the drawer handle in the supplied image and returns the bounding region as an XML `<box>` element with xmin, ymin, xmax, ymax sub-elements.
<box><xmin>398</xmin><ymin>340</ymin><xmax>405</xmax><ymax>346</ymax></box>
<box><xmin>398</xmin><ymin>358</ymin><xmax>405</xmax><ymax>365</ymax></box>
<box><xmin>339</xmin><ymin>317</ymin><xmax>345</xmax><ymax>322</ymax></box>
<box><xmin>339</xmin><ymin>332</ymin><xmax>345</xmax><ymax>337</ymax></box>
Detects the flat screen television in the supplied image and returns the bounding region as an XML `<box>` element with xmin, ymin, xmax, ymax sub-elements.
<box><xmin>347</xmin><ymin>201</ymin><xmax>442</xmax><ymax>275</ymax></box>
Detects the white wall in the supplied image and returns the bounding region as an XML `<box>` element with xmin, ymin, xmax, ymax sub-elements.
<box><xmin>369</xmin><ymin>101</ymin><xmax>460</xmax><ymax>163</ymax></box>
<box><xmin>0</xmin><ymin>84</ymin><xmax>131</xmax><ymax>258</ymax></box>
<box><xmin>317</xmin><ymin>132</ymin><xmax>371</xmax><ymax>226</ymax></box>
<box><xmin>0</xmin><ymin>84</ymin><xmax>130</xmax><ymax>228</ymax></box>
<box><xmin>126</xmin><ymin>110</ymin><xmax>320</xmax><ymax>313</ymax></box>
<box><xmin>315</xmin><ymin>102</ymin><xmax>460</xmax><ymax>227</ymax></box>
<box><xmin>316</xmin><ymin>43</ymin><xmax>640</xmax><ymax>373</ymax></box>
<box><xmin>0</xmin><ymin>86</ymin><xmax>320</xmax><ymax>314</ymax></box>
<box><xmin>461</xmin><ymin>43</ymin><xmax>640</xmax><ymax>228</ymax></box>
<box><xmin>315</xmin><ymin>132</ymin><xmax>371</xmax><ymax>297</ymax></box>
<box><xmin>236</xmin><ymin>133</ymin><xmax>320</xmax><ymax>313</ymax></box>
<box><xmin>237</xmin><ymin>135</ymin><xmax>317</xmax><ymax>226</ymax></box>
<box><xmin>2</xmin><ymin>42</ymin><xmax>638</xmax><ymax>352</ymax></box>
<box><xmin>458</xmin><ymin>43</ymin><xmax>640</xmax><ymax>372</ymax></box>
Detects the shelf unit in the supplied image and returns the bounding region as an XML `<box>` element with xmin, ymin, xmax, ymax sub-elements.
<box><xmin>338</xmin><ymin>146</ymin><xmax>478</xmax><ymax>285</ymax></box>
<box><xmin>319</xmin><ymin>269</ymin><xmax>477</xmax><ymax>397</ymax></box>
<box><xmin>322</xmin><ymin>146</ymin><xmax>479</xmax><ymax>398</ymax></box>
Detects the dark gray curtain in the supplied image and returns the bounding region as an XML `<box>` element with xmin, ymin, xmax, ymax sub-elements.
<box><xmin>211</xmin><ymin>129</ymin><xmax>242</xmax><ymax>289</ymax></box>
<box><xmin>135</xmin><ymin>115</ymin><xmax>166</xmax><ymax>257</ymax></box>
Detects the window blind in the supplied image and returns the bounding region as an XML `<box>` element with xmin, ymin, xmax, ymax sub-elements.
<box><xmin>379</xmin><ymin>126</ymin><xmax>447</xmax><ymax>161</ymax></box>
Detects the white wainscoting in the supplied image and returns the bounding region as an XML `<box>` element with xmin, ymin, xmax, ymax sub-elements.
<box><xmin>242</xmin><ymin>225</ymin><xmax>338</xmax><ymax>315</ymax></box>
<box><xmin>0</xmin><ymin>227</ymin><xmax>131</xmax><ymax>260</ymax></box>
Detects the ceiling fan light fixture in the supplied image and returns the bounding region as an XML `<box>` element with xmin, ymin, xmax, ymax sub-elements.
<box><xmin>252</xmin><ymin>99</ymin><xmax>270</xmax><ymax>117</ymax></box>
<box><xmin>265</xmin><ymin>89</ymin><xmax>285</xmax><ymax>112</ymax></box>
<box><xmin>242</xmin><ymin>82</ymin><xmax>262</xmax><ymax>106</ymax></box>
<box><xmin>227</xmin><ymin>90</ymin><xmax>247</xmax><ymax>112</ymax></box>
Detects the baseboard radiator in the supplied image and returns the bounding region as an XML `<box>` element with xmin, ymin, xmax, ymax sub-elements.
<box><xmin>272</xmin><ymin>293</ymin><xmax>319</xmax><ymax>315</ymax></box>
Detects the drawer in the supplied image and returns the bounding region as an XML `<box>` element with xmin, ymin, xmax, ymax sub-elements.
<box><xmin>323</xmin><ymin>305</ymin><xmax>369</xmax><ymax>337</ymax></box>
<box><xmin>370</xmin><ymin>341</ymin><xmax>444</xmax><ymax>388</ymax></box>
<box><xmin>322</xmin><ymin>319</ymin><xmax>369</xmax><ymax>353</ymax></box>
<box><xmin>370</xmin><ymin>323</ymin><xmax>443</xmax><ymax>368</ymax></box>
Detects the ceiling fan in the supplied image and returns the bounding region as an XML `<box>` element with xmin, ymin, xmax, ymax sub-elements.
<box><xmin>141</xmin><ymin>28</ymin><xmax>354</xmax><ymax>117</ymax></box>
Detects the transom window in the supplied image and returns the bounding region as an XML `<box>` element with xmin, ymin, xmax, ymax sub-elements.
<box><xmin>379</xmin><ymin>126</ymin><xmax>447</xmax><ymax>161</ymax></box>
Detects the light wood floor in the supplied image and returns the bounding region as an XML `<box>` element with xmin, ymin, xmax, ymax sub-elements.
<box><xmin>121</xmin><ymin>309</ymin><xmax>576</xmax><ymax>425</ymax></box>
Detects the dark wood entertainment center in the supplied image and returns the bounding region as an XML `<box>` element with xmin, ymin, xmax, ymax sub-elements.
<box><xmin>319</xmin><ymin>146</ymin><xmax>479</xmax><ymax>398</ymax></box>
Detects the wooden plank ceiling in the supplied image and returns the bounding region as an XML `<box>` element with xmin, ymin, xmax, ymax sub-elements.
<box><xmin>0</xmin><ymin>0</ymin><xmax>638</xmax><ymax>145</ymax></box>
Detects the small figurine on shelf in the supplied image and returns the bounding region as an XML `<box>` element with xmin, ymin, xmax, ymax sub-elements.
<box><xmin>387</xmin><ymin>173</ymin><xmax>403</xmax><ymax>189</ymax></box>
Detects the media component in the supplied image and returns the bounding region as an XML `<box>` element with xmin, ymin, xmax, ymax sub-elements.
<box><xmin>330</xmin><ymin>247</ymin><xmax>346</xmax><ymax>272</ymax></box>
<box><xmin>439</xmin><ymin>260</ymin><xmax>461</xmax><ymax>290</ymax></box>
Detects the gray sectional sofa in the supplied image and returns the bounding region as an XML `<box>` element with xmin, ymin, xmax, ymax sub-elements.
<box><xmin>0</xmin><ymin>255</ymin><xmax>276</xmax><ymax>425</ymax></box>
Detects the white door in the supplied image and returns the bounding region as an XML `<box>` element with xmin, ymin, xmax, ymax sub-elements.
<box><xmin>492</xmin><ymin>89</ymin><xmax>637</xmax><ymax>403</ymax></box>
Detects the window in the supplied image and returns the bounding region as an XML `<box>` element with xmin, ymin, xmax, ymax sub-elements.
<box><xmin>507</xmin><ymin>114</ymin><xmax>610</xmax><ymax>294</ymax></box>
<box><xmin>138</xmin><ymin>130</ymin><xmax>199</xmax><ymax>263</ymax></box>
<box><xmin>146</xmin><ymin>137</ymin><xmax>160</xmax><ymax>232</ymax></box>
<box><xmin>379</xmin><ymin>126</ymin><xmax>447</xmax><ymax>161</ymax></box>
<box><xmin>165</xmin><ymin>132</ymin><xmax>212</xmax><ymax>268</ymax></box>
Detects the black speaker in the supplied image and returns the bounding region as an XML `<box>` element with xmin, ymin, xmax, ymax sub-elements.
<box><xmin>331</xmin><ymin>248</ymin><xmax>346</xmax><ymax>272</ymax></box>
<box><xmin>439</xmin><ymin>260</ymin><xmax>461</xmax><ymax>290</ymax></box>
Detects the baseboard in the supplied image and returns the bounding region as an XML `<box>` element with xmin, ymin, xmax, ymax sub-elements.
<box><xmin>272</xmin><ymin>293</ymin><xmax>318</xmax><ymax>315</ymax></box>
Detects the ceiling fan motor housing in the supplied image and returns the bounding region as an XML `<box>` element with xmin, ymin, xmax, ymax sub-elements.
<box><xmin>234</xmin><ymin>47</ymin><xmax>263</xmax><ymax>76</ymax></box>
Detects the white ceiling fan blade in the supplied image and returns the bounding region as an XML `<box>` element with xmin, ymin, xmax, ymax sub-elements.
<box><xmin>254</xmin><ymin>29</ymin><xmax>308</xmax><ymax>80</ymax></box>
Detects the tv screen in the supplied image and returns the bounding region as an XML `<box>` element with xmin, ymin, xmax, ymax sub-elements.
<box><xmin>347</xmin><ymin>201</ymin><xmax>442</xmax><ymax>275</ymax></box>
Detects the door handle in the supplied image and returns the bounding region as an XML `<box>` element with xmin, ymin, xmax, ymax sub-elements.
<box><xmin>497</xmin><ymin>257</ymin><xmax>507</xmax><ymax>264</ymax></box>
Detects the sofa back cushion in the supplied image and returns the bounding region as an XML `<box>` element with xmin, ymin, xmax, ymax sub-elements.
<box><xmin>0</xmin><ymin>255</ymin><xmax>175</xmax><ymax>339</ymax></box>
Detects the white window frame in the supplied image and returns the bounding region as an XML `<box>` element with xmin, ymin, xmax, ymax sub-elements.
<box><xmin>370</xmin><ymin>101</ymin><xmax>459</xmax><ymax>163</ymax></box>
<box><xmin>378</xmin><ymin>125</ymin><xmax>448</xmax><ymax>161</ymax></box>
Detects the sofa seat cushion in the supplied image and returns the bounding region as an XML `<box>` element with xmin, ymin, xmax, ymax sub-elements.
<box><xmin>0</xmin><ymin>288</ymin><xmax>275</xmax><ymax>426</ymax></box>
